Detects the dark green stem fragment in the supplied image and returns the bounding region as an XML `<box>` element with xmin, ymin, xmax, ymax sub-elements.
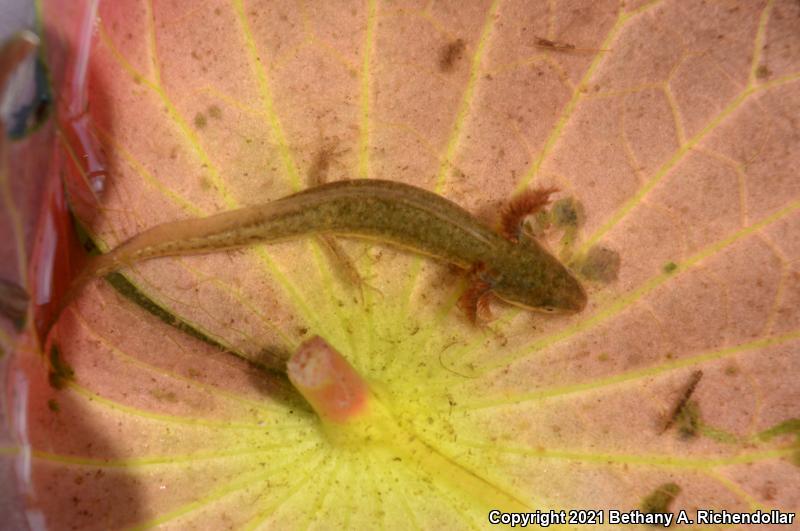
<box><xmin>104</xmin><ymin>272</ymin><xmax>290</xmax><ymax>377</ymax></box>
<box><xmin>47</xmin><ymin>398</ymin><xmax>59</xmax><ymax>412</ymax></box>
<box><xmin>675</xmin><ymin>400</ymin><xmax>701</xmax><ymax>438</ymax></box>
<box><xmin>48</xmin><ymin>344</ymin><xmax>74</xmax><ymax>389</ymax></box>
<box><xmin>75</xmin><ymin>221</ymin><xmax>243</xmax><ymax>360</ymax></box>
<box><xmin>70</xmin><ymin>209</ymin><xmax>301</xmax><ymax>404</ymax></box>
<box><xmin>103</xmin><ymin>272</ymin><xmax>306</xmax><ymax>408</ymax></box>
<box><xmin>640</xmin><ymin>482</ymin><xmax>681</xmax><ymax>516</ymax></box>
<box><xmin>104</xmin><ymin>272</ymin><xmax>226</xmax><ymax>350</ymax></box>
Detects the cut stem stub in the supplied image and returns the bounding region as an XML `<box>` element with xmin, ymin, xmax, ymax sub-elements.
<box><xmin>287</xmin><ymin>336</ymin><xmax>369</xmax><ymax>424</ymax></box>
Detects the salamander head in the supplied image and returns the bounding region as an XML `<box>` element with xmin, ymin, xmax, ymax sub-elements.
<box><xmin>490</xmin><ymin>240</ymin><xmax>587</xmax><ymax>314</ymax></box>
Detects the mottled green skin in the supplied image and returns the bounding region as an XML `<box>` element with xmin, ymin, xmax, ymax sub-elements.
<box><xmin>95</xmin><ymin>179</ymin><xmax>586</xmax><ymax>314</ymax></box>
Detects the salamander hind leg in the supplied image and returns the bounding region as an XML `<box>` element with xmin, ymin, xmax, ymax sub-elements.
<box><xmin>306</xmin><ymin>136</ymin><xmax>366</xmax><ymax>296</ymax></box>
<box><xmin>457</xmin><ymin>263</ymin><xmax>496</xmax><ymax>324</ymax></box>
<box><xmin>500</xmin><ymin>187</ymin><xmax>558</xmax><ymax>241</ymax></box>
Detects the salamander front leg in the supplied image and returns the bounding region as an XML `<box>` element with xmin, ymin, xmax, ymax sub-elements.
<box><xmin>457</xmin><ymin>263</ymin><xmax>495</xmax><ymax>324</ymax></box>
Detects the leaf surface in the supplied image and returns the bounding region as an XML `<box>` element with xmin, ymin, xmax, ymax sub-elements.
<box><xmin>9</xmin><ymin>0</ymin><xmax>800</xmax><ymax>528</ymax></box>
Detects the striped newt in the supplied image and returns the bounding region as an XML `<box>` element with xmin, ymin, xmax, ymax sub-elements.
<box><xmin>60</xmin><ymin>179</ymin><xmax>586</xmax><ymax>324</ymax></box>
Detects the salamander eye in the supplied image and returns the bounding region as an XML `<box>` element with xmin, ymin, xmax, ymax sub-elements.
<box><xmin>542</xmin><ymin>306</ymin><xmax>557</xmax><ymax>313</ymax></box>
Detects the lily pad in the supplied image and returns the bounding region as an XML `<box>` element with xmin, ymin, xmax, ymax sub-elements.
<box><xmin>3</xmin><ymin>0</ymin><xmax>799</xmax><ymax>528</ymax></box>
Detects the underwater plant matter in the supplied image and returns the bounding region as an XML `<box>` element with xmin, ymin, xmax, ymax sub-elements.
<box><xmin>1</xmin><ymin>0</ymin><xmax>799</xmax><ymax>529</ymax></box>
